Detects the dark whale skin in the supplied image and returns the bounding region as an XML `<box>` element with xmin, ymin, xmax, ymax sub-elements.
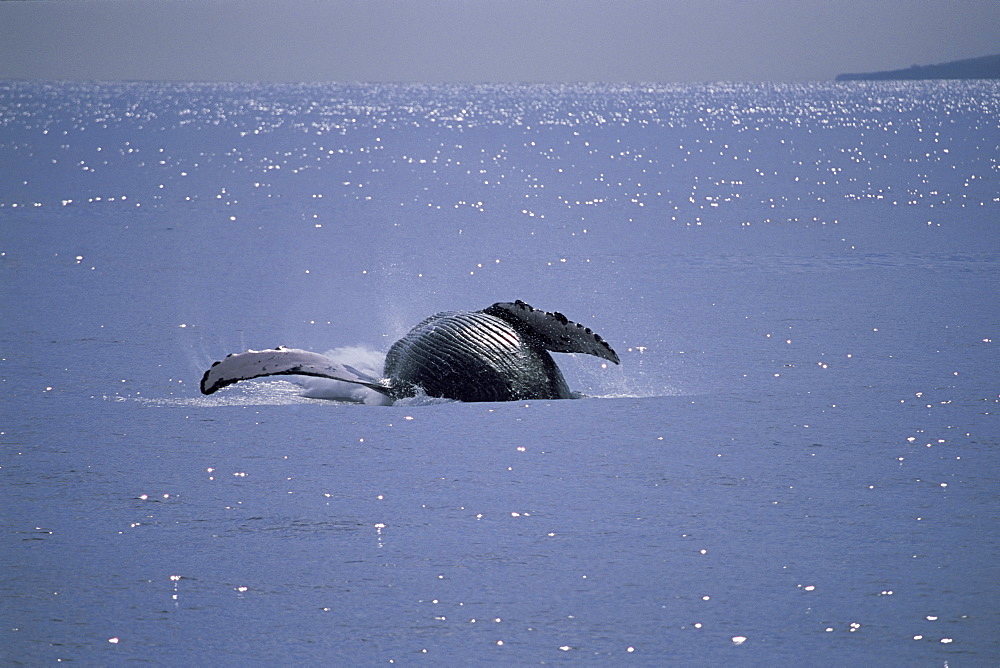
<box><xmin>384</xmin><ymin>310</ymin><xmax>571</xmax><ymax>402</ymax></box>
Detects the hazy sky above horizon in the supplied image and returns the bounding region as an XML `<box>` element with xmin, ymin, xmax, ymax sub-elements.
<box><xmin>2</xmin><ymin>0</ymin><xmax>999</xmax><ymax>83</ymax></box>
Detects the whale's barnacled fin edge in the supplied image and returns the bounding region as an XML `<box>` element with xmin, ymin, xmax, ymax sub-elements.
<box><xmin>481</xmin><ymin>300</ymin><xmax>620</xmax><ymax>364</ymax></box>
<box><xmin>200</xmin><ymin>347</ymin><xmax>394</xmax><ymax>396</ymax></box>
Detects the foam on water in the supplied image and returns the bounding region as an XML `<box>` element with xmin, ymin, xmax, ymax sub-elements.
<box><xmin>299</xmin><ymin>345</ymin><xmax>390</xmax><ymax>404</ymax></box>
<box><xmin>132</xmin><ymin>380</ymin><xmax>344</xmax><ymax>407</ymax></box>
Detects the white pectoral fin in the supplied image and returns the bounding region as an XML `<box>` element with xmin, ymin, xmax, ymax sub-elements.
<box><xmin>200</xmin><ymin>347</ymin><xmax>392</xmax><ymax>396</ymax></box>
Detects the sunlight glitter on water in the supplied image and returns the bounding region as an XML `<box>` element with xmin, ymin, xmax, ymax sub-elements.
<box><xmin>3</xmin><ymin>79</ymin><xmax>997</xmax><ymax>666</ymax></box>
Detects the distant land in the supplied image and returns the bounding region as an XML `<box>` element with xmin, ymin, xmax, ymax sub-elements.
<box><xmin>836</xmin><ymin>54</ymin><xmax>1000</xmax><ymax>81</ymax></box>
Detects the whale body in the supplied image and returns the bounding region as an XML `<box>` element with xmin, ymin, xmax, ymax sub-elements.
<box><xmin>200</xmin><ymin>300</ymin><xmax>619</xmax><ymax>403</ymax></box>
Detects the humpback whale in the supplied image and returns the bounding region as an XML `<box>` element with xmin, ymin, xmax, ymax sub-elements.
<box><xmin>201</xmin><ymin>300</ymin><xmax>619</xmax><ymax>402</ymax></box>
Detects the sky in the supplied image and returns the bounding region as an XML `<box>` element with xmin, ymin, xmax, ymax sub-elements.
<box><xmin>1</xmin><ymin>0</ymin><xmax>999</xmax><ymax>83</ymax></box>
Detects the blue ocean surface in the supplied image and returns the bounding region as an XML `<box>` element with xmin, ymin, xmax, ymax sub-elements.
<box><xmin>1</xmin><ymin>80</ymin><xmax>998</xmax><ymax>664</ymax></box>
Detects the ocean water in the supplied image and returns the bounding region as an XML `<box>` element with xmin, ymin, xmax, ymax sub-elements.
<box><xmin>1</xmin><ymin>80</ymin><xmax>997</xmax><ymax>665</ymax></box>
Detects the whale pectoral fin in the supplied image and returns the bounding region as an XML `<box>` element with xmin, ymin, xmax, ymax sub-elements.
<box><xmin>200</xmin><ymin>347</ymin><xmax>393</xmax><ymax>396</ymax></box>
<box><xmin>482</xmin><ymin>301</ymin><xmax>620</xmax><ymax>364</ymax></box>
